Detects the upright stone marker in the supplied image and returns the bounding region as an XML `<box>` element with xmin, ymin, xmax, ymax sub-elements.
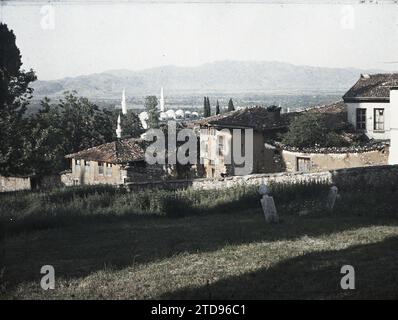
<box><xmin>326</xmin><ymin>185</ymin><xmax>338</xmax><ymax>210</ymax></box>
<box><xmin>259</xmin><ymin>184</ymin><xmax>279</xmax><ymax>223</ymax></box>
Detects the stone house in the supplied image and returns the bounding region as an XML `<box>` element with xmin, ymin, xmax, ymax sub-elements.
<box><xmin>343</xmin><ymin>73</ymin><xmax>398</xmax><ymax>140</ymax></box>
<box><xmin>62</xmin><ymin>138</ymin><xmax>165</xmax><ymax>186</ymax></box>
<box><xmin>196</xmin><ymin>106</ymin><xmax>292</xmax><ymax>178</ymax></box>
<box><xmin>275</xmin><ymin>101</ymin><xmax>390</xmax><ymax>173</ymax></box>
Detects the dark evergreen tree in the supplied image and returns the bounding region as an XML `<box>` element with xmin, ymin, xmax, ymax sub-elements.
<box><xmin>215</xmin><ymin>100</ymin><xmax>220</xmax><ymax>115</ymax></box>
<box><xmin>227</xmin><ymin>98</ymin><xmax>235</xmax><ymax>112</ymax></box>
<box><xmin>203</xmin><ymin>96</ymin><xmax>211</xmax><ymax>117</ymax></box>
<box><xmin>206</xmin><ymin>97</ymin><xmax>211</xmax><ymax>117</ymax></box>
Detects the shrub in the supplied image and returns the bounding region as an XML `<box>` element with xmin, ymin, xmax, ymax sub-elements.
<box><xmin>281</xmin><ymin>113</ymin><xmax>348</xmax><ymax>148</ymax></box>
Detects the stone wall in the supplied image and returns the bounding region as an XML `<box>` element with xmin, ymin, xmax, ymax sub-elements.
<box><xmin>0</xmin><ymin>176</ymin><xmax>31</xmax><ymax>193</ymax></box>
<box><xmin>126</xmin><ymin>164</ymin><xmax>398</xmax><ymax>192</ymax></box>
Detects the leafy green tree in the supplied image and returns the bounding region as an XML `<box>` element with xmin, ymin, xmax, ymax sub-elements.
<box><xmin>215</xmin><ymin>100</ymin><xmax>220</xmax><ymax>115</ymax></box>
<box><xmin>119</xmin><ymin>110</ymin><xmax>144</xmax><ymax>138</ymax></box>
<box><xmin>23</xmin><ymin>98</ymin><xmax>65</xmax><ymax>175</ymax></box>
<box><xmin>25</xmin><ymin>92</ymin><xmax>116</xmax><ymax>175</ymax></box>
<box><xmin>145</xmin><ymin>95</ymin><xmax>159</xmax><ymax>128</ymax></box>
<box><xmin>282</xmin><ymin>113</ymin><xmax>348</xmax><ymax>148</ymax></box>
<box><xmin>228</xmin><ymin>98</ymin><xmax>235</xmax><ymax>112</ymax></box>
<box><xmin>59</xmin><ymin>91</ymin><xmax>113</xmax><ymax>152</ymax></box>
<box><xmin>0</xmin><ymin>23</ymin><xmax>36</xmax><ymax>176</ymax></box>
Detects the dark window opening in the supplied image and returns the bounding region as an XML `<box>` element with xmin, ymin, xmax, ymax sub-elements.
<box><xmin>296</xmin><ymin>157</ymin><xmax>311</xmax><ymax>172</ymax></box>
<box><xmin>356</xmin><ymin>108</ymin><xmax>366</xmax><ymax>130</ymax></box>
<box><xmin>98</xmin><ymin>162</ymin><xmax>104</xmax><ymax>175</ymax></box>
<box><xmin>374</xmin><ymin>108</ymin><xmax>384</xmax><ymax>131</ymax></box>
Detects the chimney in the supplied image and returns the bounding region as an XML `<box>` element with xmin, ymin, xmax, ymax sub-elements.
<box><xmin>388</xmin><ymin>87</ymin><xmax>398</xmax><ymax>164</ymax></box>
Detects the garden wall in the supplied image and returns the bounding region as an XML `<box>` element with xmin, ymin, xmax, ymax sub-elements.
<box><xmin>126</xmin><ymin>164</ymin><xmax>398</xmax><ymax>191</ymax></box>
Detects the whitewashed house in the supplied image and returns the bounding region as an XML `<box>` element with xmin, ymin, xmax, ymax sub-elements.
<box><xmin>343</xmin><ymin>73</ymin><xmax>398</xmax><ymax>140</ymax></box>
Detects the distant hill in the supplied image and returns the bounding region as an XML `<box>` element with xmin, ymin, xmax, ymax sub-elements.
<box><xmin>31</xmin><ymin>60</ymin><xmax>381</xmax><ymax>99</ymax></box>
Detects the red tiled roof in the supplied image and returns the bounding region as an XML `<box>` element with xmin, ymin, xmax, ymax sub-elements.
<box><xmin>65</xmin><ymin>138</ymin><xmax>147</xmax><ymax>164</ymax></box>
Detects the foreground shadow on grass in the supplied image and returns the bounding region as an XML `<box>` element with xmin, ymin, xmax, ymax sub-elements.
<box><xmin>160</xmin><ymin>236</ymin><xmax>398</xmax><ymax>300</ymax></box>
<box><xmin>2</xmin><ymin>208</ymin><xmax>398</xmax><ymax>293</ymax></box>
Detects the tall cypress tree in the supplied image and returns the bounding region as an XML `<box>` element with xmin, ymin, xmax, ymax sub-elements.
<box><xmin>228</xmin><ymin>98</ymin><xmax>235</xmax><ymax>112</ymax></box>
<box><xmin>215</xmin><ymin>100</ymin><xmax>220</xmax><ymax>115</ymax></box>
<box><xmin>203</xmin><ymin>96</ymin><xmax>208</xmax><ymax>117</ymax></box>
<box><xmin>203</xmin><ymin>96</ymin><xmax>211</xmax><ymax>117</ymax></box>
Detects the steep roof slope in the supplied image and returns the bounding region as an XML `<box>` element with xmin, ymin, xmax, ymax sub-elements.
<box><xmin>343</xmin><ymin>73</ymin><xmax>398</xmax><ymax>102</ymax></box>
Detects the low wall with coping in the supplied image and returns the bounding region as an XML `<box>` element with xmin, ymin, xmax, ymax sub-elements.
<box><xmin>126</xmin><ymin>164</ymin><xmax>398</xmax><ymax>191</ymax></box>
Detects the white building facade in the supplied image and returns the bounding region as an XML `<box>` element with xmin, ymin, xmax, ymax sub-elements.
<box><xmin>389</xmin><ymin>88</ymin><xmax>398</xmax><ymax>165</ymax></box>
<box><xmin>343</xmin><ymin>73</ymin><xmax>398</xmax><ymax>141</ymax></box>
<box><xmin>346</xmin><ymin>101</ymin><xmax>390</xmax><ymax>140</ymax></box>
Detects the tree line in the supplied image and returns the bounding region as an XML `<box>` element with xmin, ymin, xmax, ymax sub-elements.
<box><xmin>203</xmin><ymin>97</ymin><xmax>235</xmax><ymax>117</ymax></box>
<box><xmin>0</xmin><ymin>23</ymin><xmax>144</xmax><ymax>178</ymax></box>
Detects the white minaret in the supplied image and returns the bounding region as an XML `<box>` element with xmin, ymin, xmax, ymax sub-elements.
<box><xmin>121</xmin><ymin>88</ymin><xmax>127</xmax><ymax>115</ymax></box>
<box><xmin>116</xmin><ymin>114</ymin><xmax>122</xmax><ymax>139</ymax></box>
<box><xmin>389</xmin><ymin>88</ymin><xmax>398</xmax><ymax>164</ymax></box>
<box><xmin>160</xmin><ymin>87</ymin><xmax>165</xmax><ymax>112</ymax></box>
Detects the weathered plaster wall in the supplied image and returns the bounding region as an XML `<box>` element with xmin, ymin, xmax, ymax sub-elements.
<box><xmin>346</xmin><ymin>101</ymin><xmax>390</xmax><ymax>140</ymax></box>
<box><xmin>200</xmin><ymin>128</ymin><xmax>280</xmax><ymax>178</ymax></box>
<box><xmin>64</xmin><ymin>159</ymin><xmax>167</xmax><ymax>186</ymax></box>
<box><xmin>0</xmin><ymin>176</ymin><xmax>31</xmax><ymax>193</ymax></box>
<box><xmin>69</xmin><ymin>159</ymin><xmax>124</xmax><ymax>185</ymax></box>
<box><xmin>281</xmin><ymin>148</ymin><xmax>388</xmax><ymax>173</ymax></box>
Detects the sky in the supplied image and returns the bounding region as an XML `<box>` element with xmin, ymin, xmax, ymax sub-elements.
<box><xmin>1</xmin><ymin>1</ymin><xmax>398</xmax><ymax>80</ymax></box>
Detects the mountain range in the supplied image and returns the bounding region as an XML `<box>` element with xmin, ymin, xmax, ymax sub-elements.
<box><xmin>31</xmin><ymin>60</ymin><xmax>383</xmax><ymax>99</ymax></box>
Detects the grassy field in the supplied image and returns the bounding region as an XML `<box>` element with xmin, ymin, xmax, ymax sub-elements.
<box><xmin>1</xmin><ymin>183</ymin><xmax>398</xmax><ymax>299</ymax></box>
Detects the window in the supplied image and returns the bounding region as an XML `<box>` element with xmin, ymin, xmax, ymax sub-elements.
<box><xmin>75</xmin><ymin>159</ymin><xmax>81</xmax><ymax>166</ymax></box>
<box><xmin>296</xmin><ymin>157</ymin><xmax>311</xmax><ymax>172</ymax></box>
<box><xmin>356</xmin><ymin>108</ymin><xmax>366</xmax><ymax>130</ymax></box>
<box><xmin>374</xmin><ymin>108</ymin><xmax>385</xmax><ymax>131</ymax></box>
<box><xmin>84</xmin><ymin>160</ymin><xmax>90</xmax><ymax>167</ymax></box>
<box><xmin>106</xmin><ymin>163</ymin><xmax>112</xmax><ymax>176</ymax></box>
<box><xmin>98</xmin><ymin>162</ymin><xmax>104</xmax><ymax>175</ymax></box>
<box><xmin>218</xmin><ymin>136</ymin><xmax>224</xmax><ymax>156</ymax></box>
